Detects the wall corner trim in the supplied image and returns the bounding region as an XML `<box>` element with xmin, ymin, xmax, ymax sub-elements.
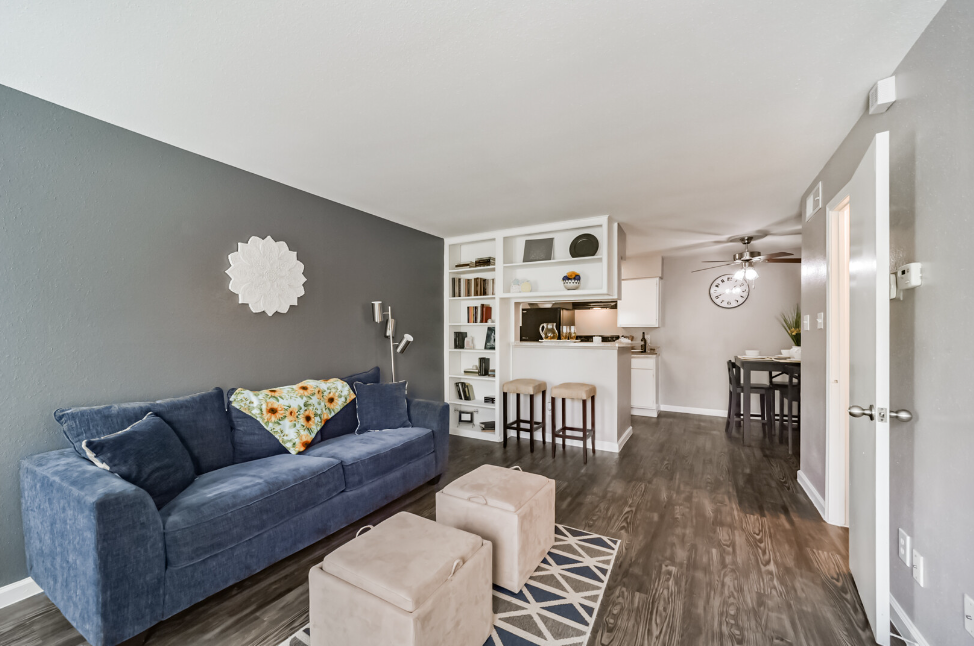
<box><xmin>0</xmin><ymin>577</ymin><xmax>42</xmax><ymax>610</ymax></box>
<box><xmin>796</xmin><ymin>470</ymin><xmax>827</xmax><ymax>521</ymax></box>
<box><xmin>890</xmin><ymin>595</ymin><xmax>931</xmax><ymax>646</ymax></box>
<box><xmin>659</xmin><ymin>404</ymin><xmax>725</xmax><ymax>418</ymax></box>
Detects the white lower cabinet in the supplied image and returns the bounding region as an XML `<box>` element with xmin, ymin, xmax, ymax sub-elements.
<box><xmin>631</xmin><ymin>355</ymin><xmax>659</xmax><ymax>417</ymax></box>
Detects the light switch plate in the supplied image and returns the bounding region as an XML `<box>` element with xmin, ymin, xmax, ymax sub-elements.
<box><xmin>912</xmin><ymin>549</ymin><xmax>925</xmax><ymax>587</ymax></box>
<box><xmin>964</xmin><ymin>593</ymin><xmax>974</xmax><ymax>638</ymax></box>
<box><xmin>898</xmin><ymin>529</ymin><xmax>912</xmax><ymax>567</ymax></box>
<box><xmin>816</xmin><ymin>312</ymin><xmax>824</xmax><ymax>329</ymax></box>
<box><xmin>803</xmin><ymin>315</ymin><xmax>810</xmax><ymax>331</ymax></box>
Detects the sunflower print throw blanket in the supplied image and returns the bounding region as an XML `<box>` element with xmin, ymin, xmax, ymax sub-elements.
<box><xmin>230</xmin><ymin>379</ymin><xmax>355</xmax><ymax>453</ymax></box>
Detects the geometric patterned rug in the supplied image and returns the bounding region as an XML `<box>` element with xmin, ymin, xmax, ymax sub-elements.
<box><xmin>279</xmin><ymin>525</ymin><xmax>619</xmax><ymax>646</ymax></box>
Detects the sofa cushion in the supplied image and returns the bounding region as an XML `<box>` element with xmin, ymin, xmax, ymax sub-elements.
<box><xmin>81</xmin><ymin>413</ymin><xmax>197</xmax><ymax>509</ymax></box>
<box><xmin>301</xmin><ymin>427</ymin><xmax>433</xmax><ymax>491</ymax></box>
<box><xmin>228</xmin><ymin>367</ymin><xmax>380</xmax><ymax>464</ymax></box>
<box><xmin>353</xmin><ymin>381</ymin><xmax>411</xmax><ymax>433</ymax></box>
<box><xmin>160</xmin><ymin>454</ymin><xmax>344</xmax><ymax>567</ymax></box>
<box><xmin>55</xmin><ymin>388</ymin><xmax>233</xmax><ymax>474</ymax></box>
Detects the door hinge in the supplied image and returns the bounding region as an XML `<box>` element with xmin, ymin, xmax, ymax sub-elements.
<box><xmin>878</xmin><ymin>408</ymin><xmax>888</xmax><ymax>423</ymax></box>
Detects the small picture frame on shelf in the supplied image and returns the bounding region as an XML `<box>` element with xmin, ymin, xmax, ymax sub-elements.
<box><xmin>458</xmin><ymin>410</ymin><xmax>476</xmax><ymax>425</ymax></box>
<box><xmin>523</xmin><ymin>238</ymin><xmax>554</xmax><ymax>263</ymax></box>
<box><xmin>485</xmin><ymin>326</ymin><xmax>496</xmax><ymax>350</ymax></box>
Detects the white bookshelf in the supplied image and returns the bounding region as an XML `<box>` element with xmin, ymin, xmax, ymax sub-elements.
<box><xmin>444</xmin><ymin>235</ymin><xmax>505</xmax><ymax>442</ymax></box>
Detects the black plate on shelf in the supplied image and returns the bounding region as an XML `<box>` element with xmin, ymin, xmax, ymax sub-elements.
<box><xmin>569</xmin><ymin>233</ymin><xmax>599</xmax><ymax>258</ymax></box>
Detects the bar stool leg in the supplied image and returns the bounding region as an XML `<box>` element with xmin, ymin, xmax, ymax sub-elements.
<box><xmin>516</xmin><ymin>395</ymin><xmax>521</xmax><ymax>444</ymax></box>
<box><xmin>551</xmin><ymin>396</ymin><xmax>557</xmax><ymax>458</ymax></box>
<box><xmin>561</xmin><ymin>399</ymin><xmax>567</xmax><ymax>451</ymax></box>
<box><xmin>582</xmin><ymin>399</ymin><xmax>588</xmax><ymax>464</ymax></box>
<box><xmin>591</xmin><ymin>394</ymin><xmax>596</xmax><ymax>456</ymax></box>
<box><xmin>502</xmin><ymin>392</ymin><xmax>508</xmax><ymax>448</ymax></box>
<box><xmin>541</xmin><ymin>390</ymin><xmax>547</xmax><ymax>447</ymax></box>
<box><xmin>529</xmin><ymin>394</ymin><xmax>535</xmax><ymax>453</ymax></box>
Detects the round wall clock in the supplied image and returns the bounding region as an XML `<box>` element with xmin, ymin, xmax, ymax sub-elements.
<box><xmin>709</xmin><ymin>274</ymin><xmax>749</xmax><ymax>309</ymax></box>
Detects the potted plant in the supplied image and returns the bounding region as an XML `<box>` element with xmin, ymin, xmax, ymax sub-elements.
<box><xmin>779</xmin><ymin>304</ymin><xmax>801</xmax><ymax>359</ymax></box>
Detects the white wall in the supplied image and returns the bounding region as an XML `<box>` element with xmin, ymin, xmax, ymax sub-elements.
<box><xmin>649</xmin><ymin>251</ymin><xmax>801</xmax><ymax>412</ymax></box>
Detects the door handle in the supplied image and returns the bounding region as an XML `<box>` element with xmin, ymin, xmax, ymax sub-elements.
<box><xmin>848</xmin><ymin>405</ymin><xmax>913</xmax><ymax>422</ymax></box>
<box><xmin>848</xmin><ymin>405</ymin><xmax>875</xmax><ymax>420</ymax></box>
<box><xmin>889</xmin><ymin>409</ymin><xmax>913</xmax><ymax>422</ymax></box>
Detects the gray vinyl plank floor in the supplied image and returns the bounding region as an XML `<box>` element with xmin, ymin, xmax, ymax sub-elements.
<box><xmin>0</xmin><ymin>413</ymin><xmax>879</xmax><ymax>645</ymax></box>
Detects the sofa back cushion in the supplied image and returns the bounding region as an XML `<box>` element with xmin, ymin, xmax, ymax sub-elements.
<box><xmin>81</xmin><ymin>412</ymin><xmax>197</xmax><ymax>509</ymax></box>
<box><xmin>54</xmin><ymin>388</ymin><xmax>233</xmax><ymax>474</ymax></box>
<box><xmin>228</xmin><ymin>367</ymin><xmax>380</xmax><ymax>464</ymax></box>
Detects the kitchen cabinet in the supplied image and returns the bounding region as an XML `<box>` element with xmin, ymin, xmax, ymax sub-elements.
<box><xmin>631</xmin><ymin>354</ymin><xmax>659</xmax><ymax>417</ymax></box>
<box><xmin>617</xmin><ymin>277</ymin><xmax>660</xmax><ymax>327</ymax></box>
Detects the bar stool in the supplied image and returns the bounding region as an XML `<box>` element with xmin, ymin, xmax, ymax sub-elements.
<box><xmin>502</xmin><ymin>379</ymin><xmax>547</xmax><ymax>453</ymax></box>
<box><xmin>550</xmin><ymin>382</ymin><xmax>596</xmax><ymax>464</ymax></box>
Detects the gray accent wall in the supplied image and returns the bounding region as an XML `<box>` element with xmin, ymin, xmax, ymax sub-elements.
<box><xmin>799</xmin><ymin>2</ymin><xmax>972</xmax><ymax>642</ymax></box>
<box><xmin>650</xmin><ymin>251</ymin><xmax>801</xmax><ymax>412</ymax></box>
<box><xmin>0</xmin><ymin>84</ymin><xmax>443</xmax><ymax>586</ymax></box>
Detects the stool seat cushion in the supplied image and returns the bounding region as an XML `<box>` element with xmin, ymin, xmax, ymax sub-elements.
<box><xmin>441</xmin><ymin>464</ymin><xmax>549</xmax><ymax>512</ymax></box>
<box><xmin>551</xmin><ymin>382</ymin><xmax>597</xmax><ymax>399</ymax></box>
<box><xmin>321</xmin><ymin>512</ymin><xmax>483</xmax><ymax>613</ymax></box>
<box><xmin>502</xmin><ymin>379</ymin><xmax>546</xmax><ymax>395</ymax></box>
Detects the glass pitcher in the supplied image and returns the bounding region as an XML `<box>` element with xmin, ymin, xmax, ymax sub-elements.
<box><xmin>539</xmin><ymin>322</ymin><xmax>559</xmax><ymax>340</ymax></box>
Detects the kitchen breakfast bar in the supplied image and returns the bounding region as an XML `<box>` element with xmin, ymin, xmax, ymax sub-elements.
<box><xmin>509</xmin><ymin>342</ymin><xmax>633</xmax><ymax>452</ymax></box>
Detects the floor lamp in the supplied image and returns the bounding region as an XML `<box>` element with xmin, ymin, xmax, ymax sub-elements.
<box><xmin>372</xmin><ymin>301</ymin><xmax>413</xmax><ymax>382</ymax></box>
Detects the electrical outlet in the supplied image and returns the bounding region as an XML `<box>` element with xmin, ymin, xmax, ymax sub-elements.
<box><xmin>898</xmin><ymin>529</ymin><xmax>912</xmax><ymax>567</ymax></box>
<box><xmin>912</xmin><ymin>549</ymin><xmax>925</xmax><ymax>587</ymax></box>
<box><xmin>964</xmin><ymin>594</ymin><xmax>974</xmax><ymax>638</ymax></box>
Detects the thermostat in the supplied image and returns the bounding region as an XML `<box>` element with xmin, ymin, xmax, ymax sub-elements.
<box><xmin>896</xmin><ymin>263</ymin><xmax>922</xmax><ymax>291</ymax></box>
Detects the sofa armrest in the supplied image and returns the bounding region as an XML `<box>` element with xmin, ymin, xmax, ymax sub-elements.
<box><xmin>407</xmin><ymin>398</ymin><xmax>449</xmax><ymax>475</ymax></box>
<box><xmin>21</xmin><ymin>449</ymin><xmax>165</xmax><ymax>646</ymax></box>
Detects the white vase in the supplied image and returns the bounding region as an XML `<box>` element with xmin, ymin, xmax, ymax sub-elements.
<box><xmin>791</xmin><ymin>346</ymin><xmax>801</xmax><ymax>360</ymax></box>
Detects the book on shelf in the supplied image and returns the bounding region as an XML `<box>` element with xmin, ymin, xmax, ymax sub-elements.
<box><xmin>454</xmin><ymin>257</ymin><xmax>495</xmax><ymax>269</ymax></box>
<box><xmin>451</xmin><ymin>277</ymin><xmax>495</xmax><ymax>298</ymax></box>
<box><xmin>484</xmin><ymin>396</ymin><xmax>495</xmax><ymax>404</ymax></box>
<box><xmin>466</xmin><ymin>304</ymin><xmax>492</xmax><ymax>323</ymax></box>
<box><xmin>454</xmin><ymin>381</ymin><xmax>475</xmax><ymax>401</ymax></box>
<box><xmin>479</xmin><ymin>420</ymin><xmax>495</xmax><ymax>432</ymax></box>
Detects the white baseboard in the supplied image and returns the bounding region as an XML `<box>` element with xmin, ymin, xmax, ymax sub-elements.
<box><xmin>0</xmin><ymin>577</ymin><xmax>41</xmax><ymax>610</ymax></box>
<box><xmin>797</xmin><ymin>470</ymin><xmax>827</xmax><ymax>521</ymax></box>
<box><xmin>659</xmin><ymin>404</ymin><xmax>725</xmax><ymax>418</ymax></box>
<box><xmin>890</xmin><ymin>595</ymin><xmax>931</xmax><ymax>646</ymax></box>
<box><xmin>631</xmin><ymin>408</ymin><xmax>658</xmax><ymax>417</ymax></box>
<box><xmin>505</xmin><ymin>427</ymin><xmax>631</xmax><ymax>453</ymax></box>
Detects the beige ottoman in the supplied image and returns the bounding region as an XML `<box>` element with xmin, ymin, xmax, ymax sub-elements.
<box><xmin>309</xmin><ymin>512</ymin><xmax>493</xmax><ymax>646</ymax></box>
<box><xmin>436</xmin><ymin>465</ymin><xmax>555</xmax><ymax>592</ymax></box>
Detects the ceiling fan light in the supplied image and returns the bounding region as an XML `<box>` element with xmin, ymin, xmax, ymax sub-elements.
<box><xmin>744</xmin><ymin>267</ymin><xmax>758</xmax><ymax>280</ymax></box>
<box><xmin>733</xmin><ymin>268</ymin><xmax>745</xmax><ymax>280</ymax></box>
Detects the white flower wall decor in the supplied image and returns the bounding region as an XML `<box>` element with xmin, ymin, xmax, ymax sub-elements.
<box><xmin>226</xmin><ymin>236</ymin><xmax>306</xmax><ymax>316</ymax></box>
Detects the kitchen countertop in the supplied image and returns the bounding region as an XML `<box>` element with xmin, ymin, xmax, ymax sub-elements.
<box><xmin>512</xmin><ymin>341</ymin><xmax>634</xmax><ymax>350</ymax></box>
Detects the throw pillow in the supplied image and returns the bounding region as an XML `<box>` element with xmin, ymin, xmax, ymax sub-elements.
<box><xmin>81</xmin><ymin>412</ymin><xmax>196</xmax><ymax>509</ymax></box>
<box><xmin>230</xmin><ymin>379</ymin><xmax>355</xmax><ymax>454</ymax></box>
<box><xmin>353</xmin><ymin>381</ymin><xmax>411</xmax><ymax>433</ymax></box>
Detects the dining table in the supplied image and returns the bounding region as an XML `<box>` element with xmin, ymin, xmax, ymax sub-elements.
<box><xmin>734</xmin><ymin>355</ymin><xmax>801</xmax><ymax>448</ymax></box>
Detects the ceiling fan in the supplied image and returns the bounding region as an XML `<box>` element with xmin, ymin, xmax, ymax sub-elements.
<box><xmin>691</xmin><ymin>235</ymin><xmax>801</xmax><ymax>282</ymax></box>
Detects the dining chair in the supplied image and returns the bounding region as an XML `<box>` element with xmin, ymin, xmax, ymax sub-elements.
<box><xmin>725</xmin><ymin>360</ymin><xmax>774</xmax><ymax>439</ymax></box>
<box><xmin>771</xmin><ymin>369</ymin><xmax>801</xmax><ymax>453</ymax></box>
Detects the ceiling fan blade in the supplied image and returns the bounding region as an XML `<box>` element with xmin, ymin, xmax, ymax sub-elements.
<box><xmin>761</xmin><ymin>251</ymin><xmax>793</xmax><ymax>259</ymax></box>
<box><xmin>765</xmin><ymin>258</ymin><xmax>802</xmax><ymax>263</ymax></box>
<box><xmin>691</xmin><ymin>262</ymin><xmax>737</xmax><ymax>273</ymax></box>
<box><xmin>702</xmin><ymin>260</ymin><xmax>731</xmax><ymax>263</ymax></box>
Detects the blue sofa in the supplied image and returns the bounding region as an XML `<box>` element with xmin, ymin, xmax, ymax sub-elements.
<box><xmin>20</xmin><ymin>368</ymin><xmax>449</xmax><ymax>646</ymax></box>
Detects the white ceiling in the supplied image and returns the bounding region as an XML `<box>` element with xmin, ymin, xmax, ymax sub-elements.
<box><xmin>0</xmin><ymin>1</ymin><xmax>944</xmax><ymax>256</ymax></box>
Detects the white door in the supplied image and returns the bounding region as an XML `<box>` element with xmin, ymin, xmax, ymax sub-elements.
<box><xmin>845</xmin><ymin>131</ymin><xmax>890</xmax><ymax>645</ymax></box>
